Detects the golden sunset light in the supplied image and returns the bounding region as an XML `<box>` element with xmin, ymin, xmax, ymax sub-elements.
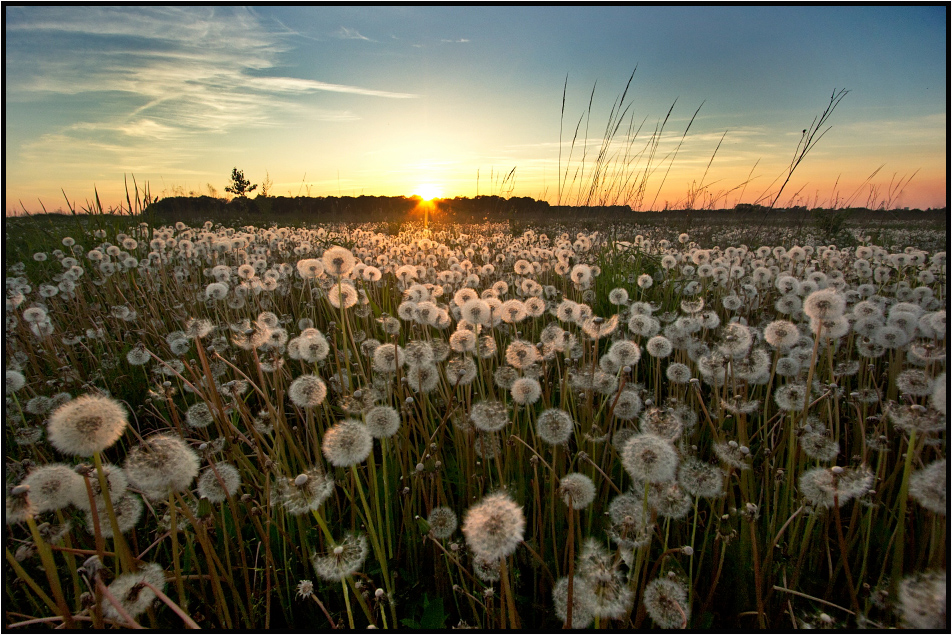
<box><xmin>4</xmin><ymin>6</ymin><xmax>945</xmax><ymax>213</ymax></box>
<box><xmin>414</xmin><ymin>184</ymin><xmax>444</xmax><ymax>201</ymax></box>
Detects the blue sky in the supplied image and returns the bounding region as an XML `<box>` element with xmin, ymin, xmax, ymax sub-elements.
<box><xmin>5</xmin><ymin>5</ymin><xmax>947</xmax><ymax>212</ymax></box>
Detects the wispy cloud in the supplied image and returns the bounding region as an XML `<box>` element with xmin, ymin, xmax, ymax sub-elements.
<box><xmin>6</xmin><ymin>6</ymin><xmax>417</xmax><ymax>187</ymax></box>
<box><xmin>334</xmin><ymin>26</ymin><xmax>373</xmax><ymax>41</ymax></box>
<box><xmin>249</xmin><ymin>77</ymin><xmax>416</xmax><ymax>99</ymax></box>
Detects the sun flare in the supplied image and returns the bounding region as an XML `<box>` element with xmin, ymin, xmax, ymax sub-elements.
<box><xmin>414</xmin><ymin>184</ymin><xmax>443</xmax><ymax>200</ymax></box>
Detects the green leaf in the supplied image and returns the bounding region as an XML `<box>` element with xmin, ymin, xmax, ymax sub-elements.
<box><xmin>420</xmin><ymin>594</ymin><xmax>447</xmax><ymax>630</ymax></box>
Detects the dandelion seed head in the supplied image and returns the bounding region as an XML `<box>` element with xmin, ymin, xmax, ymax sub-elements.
<box><xmin>296</xmin><ymin>579</ymin><xmax>314</xmax><ymax>599</ymax></box>
<box><xmin>612</xmin><ymin>389</ymin><xmax>643</xmax><ymax>421</ymax></box>
<box><xmin>712</xmin><ymin>440</ymin><xmax>751</xmax><ymax>470</ymax></box>
<box><xmin>47</xmin><ymin>394</ymin><xmax>128</xmax><ymax>456</ymax></box>
<box><xmin>536</xmin><ymin>408</ymin><xmax>574</xmax><ymax>445</ymax></box>
<box><xmin>909</xmin><ymin>459</ymin><xmax>946</xmax><ymax>515</ymax></box>
<box><xmin>288</xmin><ymin>374</ymin><xmax>328</xmax><ymax>408</ymax></box>
<box><xmin>427</xmin><ymin>506</ymin><xmax>458</xmax><ymax>539</ymax></box>
<box><xmin>799</xmin><ymin>430</ymin><xmax>840</xmax><ymax>462</ymax></box>
<box><xmin>898</xmin><ymin>570</ymin><xmax>947</xmax><ymax>629</ymax></box>
<box><xmin>124</xmin><ymin>434</ymin><xmax>199</xmax><ymax>500</ymax></box>
<box><xmin>552</xmin><ymin>576</ymin><xmax>595</xmax><ymax>628</ymax></box>
<box><xmin>197</xmin><ymin>463</ymin><xmax>241</xmax><ymax>504</ymax></box>
<box><xmin>678</xmin><ymin>457</ymin><xmax>725</xmax><ymax>499</ymax></box>
<box><xmin>21</xmin><ymin>463</ymin><xmax>81</xmax><ymax>513</ymax></box>
<box><xmin>621</xmin><ymin>434</ymin><xmax>679</xmax><ymax>483</ymax></box>
<box><xmin>462</xmin><ymin>492</ymin><xmax>525</xmax><ymax>561</ymax></box>
<box><xmin>895</xmin><ymin>369</ymin><xmax>934</xmax><ymax>396</ymax></box>
<box><xmin>510</xmin><ymin>377</ymin><xmax>542</xmax><ymax>405</ymax></box>
<box><xmin>274</xmin><ymin>467</ymin><xmax>335</xmax><ymax>515</ymax></box>
<box><xmin>322</xmin><ymin>419</ymin><xmax>373</xmax><ymax>467</ymax></box>
<box><xmin>505</xmin><ymin>340</ymin><xmax>540</xmax><ymax>369</ymax></box>
<box><xmin>312</xmin><ymin>532</ymin><xmax>369</xmax><ymax>581</ymax></box>
<box><xmin>445</xmin><ymin>357</ymin><xmax>478</xmax><ymax>386</ymax></box>
<box><xmin>102</xmin><ymin>562</ymin><xmax>166</xmax><ymax>622</ymax></box>
<box><xmin>322</xmin><ymin>246</ymin><xmax>357</xmax><ymax>277</ymax></box>
<box><xmin>798</xmin><ymin>465</ymin><xmax>873</xmax><ymax>508</ymax></box>
<box><xmin>646</xmin><ymin>335</ymin><xmax>673</xmax><ymax>358</ymax></box>
<box><xmin>648</xmin><ymin>481</ymin><xmax>692</xmax><ymax>519</ymax></box>
<box><xmin>643</xmin><ymin>577</ymin><xmax>690</xmax><ymax>629</ymax></box>
<box><xmin>608</xmin><ymin>340</ymin><xmax>641</xmax><ymax>367</ymax></box>
<box><xmin>84</xmin><ymin>494</ymin><xmax>143</xmax><ymax>538</ymax></box>
<box><xmin>774</xmin><ymin>383</ymin><xmax>808</xmax><ymax>412</ymax></box>
<box><xmin>364</xmin><ymin>405</ymin><xmax>401</xmax><ymax>438</ymax></box>
<box><xmin>470</xmin><ymin>400</ymin><xmax>510</xmax><ymax>432</ymax></box>
<box><xmin>558</xmin><ymin>473</ymin><xmax>597</xmax><ymax>509</ymax></box>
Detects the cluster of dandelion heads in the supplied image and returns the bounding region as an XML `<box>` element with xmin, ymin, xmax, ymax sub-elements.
<box><xmin>312</xmin><ymin>532</ymin><xmax>369</xmax><ymax>581</ymax></box>
<box><xmin>197</xmin><ymin>463</ymin><xmax>242</xmax><ymax>504</ymax></box>
<box><xmin>577</xmin><ymin>539</ymin><xmax>634</xmax><ymax>619</ymax></box>
<box><xmin>288</xmin><ymin>374</ymin><xmax>328</xmax><ymax>408</ymax></box>
<box><xmin>462</xmin><ymin>492</ymin><xmax>525</xmax><ymax>561</ymax></box>
<box><xmin>47</xmin><ymin>394</ymin><xmax>128</xmax><ymax>456</ymax></box>
<box><xmin>124</xmin><ymin>434</ymin><xmax>199</xmax><ymax>500</ymax></box>
<box><xmin>322</xmin><ymin>419</ymin><xmax>373</xmax><ymax>467</ymax></box>
<box><xmin>102</xmin><ymin>562</ymin><xmax>166</xmax><ymax>623</ymax></box>
<box><xmin>426</xmin><ymin>506</ymin><xmax>458</xmax><ymax>540</ymax></box>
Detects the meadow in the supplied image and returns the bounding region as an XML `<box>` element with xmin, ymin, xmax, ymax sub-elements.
<box><xmin>3</xmin><ymin>210</ymin><xmax>946</xmax><ymax>629</ymax></box>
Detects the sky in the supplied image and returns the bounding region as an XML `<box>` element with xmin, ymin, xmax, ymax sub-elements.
<box><xmin>4</xmin><ymin>5</ymin><xmax>947</xmax><ymax>214</ymax></box>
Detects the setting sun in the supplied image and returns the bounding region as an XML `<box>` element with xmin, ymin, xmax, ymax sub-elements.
<box><xmin>414</xmin><ymin>184</ymin><xmax>443</xmax><ymax>201</ymax></box>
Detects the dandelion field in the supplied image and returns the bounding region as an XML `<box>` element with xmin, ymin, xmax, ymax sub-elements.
<box><xmin>4</xmin><ymin>213</ymin><xmax>947</xmax><ymax>629</ymax></box>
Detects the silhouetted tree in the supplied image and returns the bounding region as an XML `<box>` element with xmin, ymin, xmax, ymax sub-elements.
<box><xmin>225</xmin><ymin>168</ymin><xmax>257</xmax><ymax>198</ymax></box>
